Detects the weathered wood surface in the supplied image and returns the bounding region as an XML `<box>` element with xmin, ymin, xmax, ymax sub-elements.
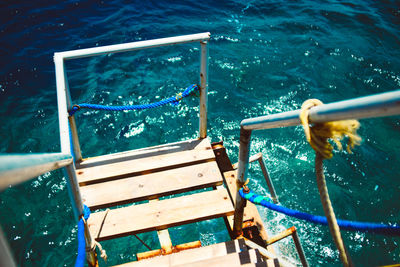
<box><xmin>80</xmin><ymin>161</ymin><xmax>223</xmax><ymax>209</ymax></box>
<box><xmin>76</xmin><ymin>138</ymin><xmax>214</xmax><ymax>185</ymax></box>
<box><xmin>88</xmin><ymin>189</ymin><xmax>234</xmax><ymax>241</ymax></box>
<box><xmin>224</xmin><ymin>170</ymin><xmax>275</xmax><ymax>253</ymax></box>
<box><xmin>151</xmin><ymin>198</ymin><xmax>173</xmax><ymax>255</ymax></box>
<box><xmin>115</xmin><ymin>239</ymin><xmax>250</xmax><ymax>267</ymax></box>
<box><xmin>172</xmin><ymin>249</ymin><xmax>262</xmax><ymax>267</ymax></box>
<box><xmin>136</xmin><ymin>241</ymin><xmax>202</xmax><ymax>261</ymax></box>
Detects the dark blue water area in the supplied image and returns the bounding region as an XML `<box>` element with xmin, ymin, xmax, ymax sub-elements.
<box><xmin>0</xmin><ymin>0</ymin><xmax>400</xmax><ymax>266</ymax></box>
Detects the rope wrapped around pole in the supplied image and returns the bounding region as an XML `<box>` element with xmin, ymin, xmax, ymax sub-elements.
<box><xmin>300</xmin><ymin>99</ymin><xmax>362</xmax><ymax>267</ymax></box>
<box><xmin>75</xmin><ymin>205</ymin><xmax>91</xmax><ymax>267</ymax></box>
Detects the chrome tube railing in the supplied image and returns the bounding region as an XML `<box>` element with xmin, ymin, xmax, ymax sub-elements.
<box><xmin>0</xmin><ymin>152</ymin><xmax>76</xmax><ymax>265</ymax></box>
<box><xmin>0</xmin><ymin>153</ymin><xmax>72</xmax><ymax>191</ymax></box>
<box><xmin>233</xmin><ymin>89</ymin><xmax>400</xmax><ymax>243</ymax></box>
<box><xmin>54</xmin><ymin>32</ymin><xmax>211</xmax><ymax>162</ymax></box>
<box><xmin>53</xmin><ymin>33</ymin><xmax>211</xmax><ymax>266</ymax></box>
<box><xmin>0</xmin><ymin>227</ymin><xmax>16</xmax><ymax>267</ymax></box>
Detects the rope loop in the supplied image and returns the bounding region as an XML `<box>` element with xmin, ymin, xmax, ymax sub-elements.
<box><xmin>299</xmin><ymin>99</ymin><xmax>361</xmax><ymax>159</ymax></box>
<box><xmin>72</xmin><ymin>104</ymin><xmax>81</xmax><ymax>113</ymax></box>
<box><xmin>299</xmin><ymin>98</ymin><xmax>364</xmax><ymax>266</ymax></box>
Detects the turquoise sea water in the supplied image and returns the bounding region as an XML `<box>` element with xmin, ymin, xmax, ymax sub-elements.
<box><xmin>1</xmin><ymin>1</ymin><xmax>399</xmax><ymax>266</ymax></box>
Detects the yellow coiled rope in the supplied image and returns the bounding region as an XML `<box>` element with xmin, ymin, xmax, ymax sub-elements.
<box><xmin>300</xmin><ymin>99</ymin><xmax>361</xmax><ymax>267</ymax></box>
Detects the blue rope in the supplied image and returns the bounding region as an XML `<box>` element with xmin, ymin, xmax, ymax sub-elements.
<box><xmin>239</xmin><ymin>188</ymin><xmax>400</xmax><ymax>236</ymax></box>
<box><xmin>75</xmin><ymin>205</ymin><xmax>91</xmax><ymax>267</ymax></box>
<box><xmin>69</xmin><ymin>84</ymin><xmax>199</xmax><ymax>116</ymax></box>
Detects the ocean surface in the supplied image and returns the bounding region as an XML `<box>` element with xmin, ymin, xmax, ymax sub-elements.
<box><xmin>0</xmin><ymin>0</ymin><xmax>399</xmax><ymax>266</ymax></box>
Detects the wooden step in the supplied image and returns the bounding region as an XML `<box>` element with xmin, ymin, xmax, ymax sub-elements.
<box><xmin>88</xmin><ymin>189</ymin><xmax>234</xmax><ymax>241</ymax></box>
<box><xmin>81</xmin><ymin>161</ymin><xmax>223</xmax><ymax>209</ymax></box>
<box><xmin>117</xmin><ymin>239</ymin><xmax>248</xmax><ymax>267</ymax></box>
<box><xmin>172</xmin><ymin>249</ymin><xmax>263</xmax><ymax>267</ymax></box>
<box><xmin>76</xmin><ymin>138</ymin><xmax>215</xmax><ymax>185</ymax></box>
<box><xmin>114</xmin><ymin>240</ymin><xmax>266</xmax><ymax>267</ymax></box>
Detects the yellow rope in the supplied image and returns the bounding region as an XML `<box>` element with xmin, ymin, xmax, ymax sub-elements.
<box><xmin>299</xmin><ymin>99</ymin><xmax>361</xmax><ymax>159</ymax></box>
<box><xmin>82</xmin><ymin>209</ymin><xmax>109</xmax><ymax>263</ymax></box>
<box><xmin>236</xmin><ymin>178</ymin><xmax>249</xmax><ymax>191</ymax></box>
<box><xmin>300</xmin><ymin>99</ymin><xmax>361</xmax><ymax>267</ymax></box>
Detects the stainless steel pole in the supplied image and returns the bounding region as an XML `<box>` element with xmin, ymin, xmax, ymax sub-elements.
<box><xmin>257</xmin><ymin>156</ymin><xmax>279</xmax><ymax>204</ymax></box>
<box><xmin>0</xmin><ymin>227</ymin><xmax>17</xmax><ymax>267</ymax></box>
<box><xmin>241</xmin><ymin>89</ymin><xmax>400</xmax><ymax>131</ymax></box>
<box><xmin>232</xmin><ymin>127</ymin><xmax>252</xmax><ymax>236</ymax></box>
<box><xmin>199</xmin><ymin>40</ymin><xmax>209</xmax><ymax>138</ymax></box>
<box><xmin>292</xmin><ymin>229</ymin><xmax>309</xmax><ymax>267</ymax></box>
<box><xmin>58</xmin><ymin>32</ymin><xmax>211</xmax><ymax>60</ymax></box>
<box><xmin>55</xmin><ymin>54</ymin><xmax>96</xmax><ymax>265</ymax></box>
<box><xmin>64</xmin><ymin>68</ymin><xmax>82</xmax><ymax>162</ymax></box>
<box><xmin>0</xmin><ymin>153</ymin><xmax>72</xmax><ymax>191</ymax></box>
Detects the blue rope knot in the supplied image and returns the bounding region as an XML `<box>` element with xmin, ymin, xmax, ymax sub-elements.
<box><xmin>69</xmin><ymin>84</ymin><xmax>199</xmax><ymax>116</ymax></box>
<box><xmin>72</xmin><ymin>104</ymin><xmax>80</xmax><ymax>113</ymax></box>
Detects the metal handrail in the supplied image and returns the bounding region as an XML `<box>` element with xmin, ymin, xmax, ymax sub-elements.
<box><xmin>233</xmin><ymin>89</ymin><xmax>400</xmax><ymax>235</ymax></box>
<box><xmin>54</xmin><ymin>32</ymin><xmax>210</xmax><ymax>161</ymax></box>
<box><xmin>0</xmin><ymin>153</ymin><xmax>72</xmax><ymax>191</ymax></box>
<box><xmin>53</xmin><ymin>33</ymin><xmax>211</xmax><ymax>265</ymax></box>
<box><xmin>0</xmin><ymin>152</ymin><xmax>74</xmax><ymax>266</ymax></box>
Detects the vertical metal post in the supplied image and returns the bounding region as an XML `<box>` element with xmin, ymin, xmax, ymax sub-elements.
<box><xmin>257</xmin><ymin>157</ymin><xmax>279</xmax><ymax>203</ymax></box>
<box><xmin>292</xmin><ymin>229</ymin><xmax>309</xmax><ymax>267</ymax></box>
<box><xmin>233</xmin><ymin>127</ymin><xmax>252</xmax><ymax>236</ymax></box>
<box><xmin>54</xmin><ymin>54</ymin><xmax>82</xmax><ymax>161</ymax></box>
<box><xmin>63</xmin><ymin>165</ymin><xmax>83</xmax><ymax>220</ymax></box>
<box><xmin>0</xmin><ymin>227</ymin><xmax>16</xmax><ymax>267</ymax></box>
<box><xmin>55</xmin><ymin>55</ymin><xmax>96</xmax><ymax>266</ymax></box>
<box><xmin>199</xmin><ymin>40</ymin><xmax>208</xmax><ymax>139</ymax></box>
<box><xmin>64</xmin><ymin>165</ymin><xmax>97</xmax><ymax>266</ymax></box>
<box><xmin>54</xmin><ymin>54</ymin><xmax>72</xmax><ymax>154</ymax></box>
<box><xmin>68</xmin><ymin>116</ymin><xmax>82</xmax><ymax>161</ymax></box>
<box><xmin>63</xmin><ymin>60</ymin><xmax>82</xmax><ymax>162</ymax></box>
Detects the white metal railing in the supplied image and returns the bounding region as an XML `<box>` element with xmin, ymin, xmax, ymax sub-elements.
<box><xmin>232</xmin><ymin>89</ymin><xmax>400</xmax><ymax>236</ymax></box>
<box><xmin>0</xmin><ymin>152</ymin><xmax>74</xmax><ymax>266</ymax></box>
<box><xmin>0</xmin><ymin>153</ymin><xmax>72</xmax><ymax>191</ymax></box>
<box><xmin>53</xmin><ymin>33</ymin><xmax>211</xmax><ymax>265</ymax></box>
<box><xmin>54</xmin><ymin>32</ymin><xmax>210</xmax><ymax>161</ymax></box>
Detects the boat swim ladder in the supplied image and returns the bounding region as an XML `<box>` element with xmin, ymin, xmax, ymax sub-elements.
<box><xmin>54</xmin><ymin>33</ymin><xmax>210</xmax><ymax>265</ymax></box>
<box><xmin>232</xmin><ymin>89</ymin><xmax>400</xmax><ymax>266</ymax></box>
<box><xmin>0</xmin><ymin>33</ymin><xmax>211</xmax><ymax>266</ymax></box>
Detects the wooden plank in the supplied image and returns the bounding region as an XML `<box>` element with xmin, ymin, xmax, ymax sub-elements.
<box><xmin>76</xmin><ymin>138</ymin><xmax>215</xmax><ymax>185</ymax></box>
<box><xmin>136</xmin><ymin>241</ymin><xmax>202</xmax><ymax>261</ymax></box>
<box><xmin>115</xmin><ymin>239</ymin><xmax>248</xmax><ymax>267</ymax></box>
<box><xmin>80</xmin><ymin>161</ymin><xmax>223</xmax><ymax>209</ymax></box>
<box><xmin>150</xmin><ymin>199</ymin><xmax>173</xmax><ymax>255</ymax></box>
<box><xmin>157</xmin><ymin>228</ymin><xmax>173</xmax><ymax>254</ymax></box>
<box><xmin>172</xmin><ymin>249</ymin><xmax>261</xmax><ymax>267</ymax></box>
<box><xmin>224</xmin><ymin>170</ymin><xmax>275</xmax><ymax>254</ymax></box>
<box><xmin>79</xmin><ymin>138</ymin><xmax>211</xmax><ymax>166</ymax></box>
<box><xmin>88</xmin><ymin>189</ymin><xmax>234</xmax><ymax>241</ymax></box>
